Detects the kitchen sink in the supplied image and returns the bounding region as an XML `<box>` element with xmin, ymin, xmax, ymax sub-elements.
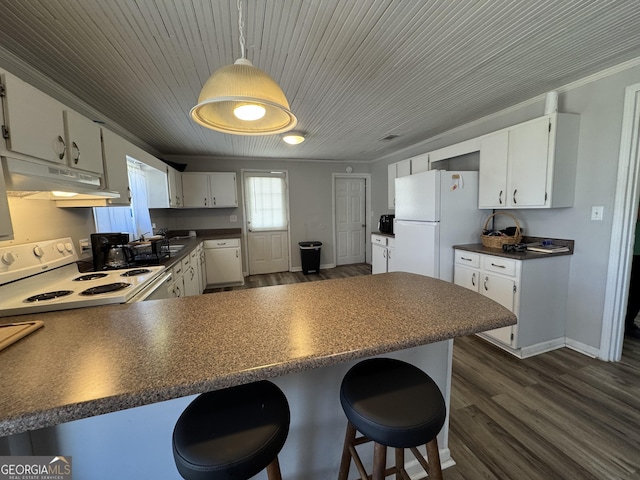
<box><xmin>167</xmin><ymin>244</ymin><xmax>185</xmax><ymax>253</ymax></box>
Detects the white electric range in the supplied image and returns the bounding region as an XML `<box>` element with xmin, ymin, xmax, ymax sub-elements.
<box><xmin>0</xmin><ymin>238</ymin><xmax>170</xmax><ymax>318</ymax></box>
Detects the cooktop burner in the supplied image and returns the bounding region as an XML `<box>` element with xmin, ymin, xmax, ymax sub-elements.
<box><xmin>80</xmin><ymin>283</ymin><xmax>131</xmax><ymax>296</ymax></box>
<box><xmin>24</xmin><ymin>290</ymin><xmax>74</xmax><ymax>303</ymax></box>
<box><xmin>73</xmin><ymin>273</ymin><xmax>109</xmax><ymax>281</ymax></box>
<box><xmin>120</xmin><ymin>269</ymin><xmax>152</xmax><ymax>277</ymax></box>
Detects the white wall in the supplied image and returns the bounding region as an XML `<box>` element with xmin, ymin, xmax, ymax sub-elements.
<box><xmin>0</xmin><ymin>197</ymin><xmax>94</xmax><ymax>251</ymax></box>
<box><xmin>152</xmin><ymin>157</ymin><xmax>372</xmax><ymax>271</ymax></box>
<box><xmin>371</xmin><ymin>63</ymin><xmax>640</xmax><ymax>353</ymax></box>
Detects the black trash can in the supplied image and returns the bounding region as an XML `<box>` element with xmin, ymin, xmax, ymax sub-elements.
<box><xmin>299</xmin><ymin>241</ymin><xmax>322</xmax><ymax>274</ymax></box>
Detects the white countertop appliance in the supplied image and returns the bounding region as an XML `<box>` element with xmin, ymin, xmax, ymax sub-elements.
<box><xmin>394</xmin><ymin>170</ymin><xmax>484</xmax><ymax>282</ymax></box>
<box><xmin>0</xmin><ymin>238</ymin><xmax>170</xmax><ymax>318</ymax></box>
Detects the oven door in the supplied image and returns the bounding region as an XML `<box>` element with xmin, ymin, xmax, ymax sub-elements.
<box><xmin>128</xmin><ymin>272</ymin><xmax>173</xmax><ymax>302</ymax></box>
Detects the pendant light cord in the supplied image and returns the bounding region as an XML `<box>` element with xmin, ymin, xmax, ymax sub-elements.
<box><xmin>237</xmin><ymin>0</ymin><xmax>246</xmax><ymax>59</ymax></box>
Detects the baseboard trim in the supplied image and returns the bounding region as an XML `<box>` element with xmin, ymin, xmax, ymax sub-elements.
<box><xmin>565</xmin><ymin>338</ymin><xmax>600</xmax><ymax>359</ymax></box>
<box><xmin>476</xmin><ymin>334</ymin><xmax>566</xmax><ymax>359</ymax></box>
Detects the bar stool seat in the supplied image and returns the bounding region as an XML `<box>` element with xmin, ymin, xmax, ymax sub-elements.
<box><xmin>172</xmin><ymin>380</ymin><xmax>290</xmax><ymax>480</ymax></box>
<box><xmin>338</xmin><ymin>358</ymin><xmax>446</xmax><ymax>480</ymax></box>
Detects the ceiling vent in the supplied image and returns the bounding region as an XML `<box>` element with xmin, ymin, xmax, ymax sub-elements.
<box><xmin>380</xmin><ymin>133</ymin><xmax>401</xmax><ymax>141</ymax></box>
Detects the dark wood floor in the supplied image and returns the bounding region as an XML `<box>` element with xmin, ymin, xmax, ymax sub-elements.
<box><xmin>445</xmin><ymin>334</ymin><xmax>640</xmax><ymax>480</ymax></box>
<box><xmin>203</xmin><ymin>263</ymin><xmax>372</xmax><ymax>293</ymax></box>
<box><xmin>205</xmin><ymin>265</ymin><xmax>640</xmax><ymax>479</ymax></box>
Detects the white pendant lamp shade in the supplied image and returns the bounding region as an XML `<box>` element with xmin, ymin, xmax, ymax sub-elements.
<box><xmin>191</xmin><ymin>58</ymin><xmax>297</xmax><ymax>135</ymax></box>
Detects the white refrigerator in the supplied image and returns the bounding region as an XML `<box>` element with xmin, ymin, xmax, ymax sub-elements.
<box><xmin>394</xmin><ymin>170</ymin><xmax>484</xmax><ymax>282</ymax></box>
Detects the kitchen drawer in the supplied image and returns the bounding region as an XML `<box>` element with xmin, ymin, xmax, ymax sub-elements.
<box><xmin>204</xmin><ymin>238</ymin><xmax>240</xmax><ymax>248</ymax></box>
<box><xmin>455</xmin><ymin>251</ymin><xmax>480</xmax><ymax>268</ymax></box>
<box><xmin>482</xmin><ymin>255</ymin><xmax>517</xmax><ymax>276</ymax></box>
<box><xmin>371</xmin><ymin>234</ymin><xmax>388</xmax><ymax>246</ymax></box>
<box><xmin>172</xmin><ymin>262</ymin><xmax>183</xmax><ymax>277</ymax></box>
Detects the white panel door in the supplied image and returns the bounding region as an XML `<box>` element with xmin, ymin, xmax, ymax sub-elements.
<box><xmin>244</xmin><ymin>171</ymin><xmax>290</xmax><ymax>275</ymax></box>
<box><xmin>335</xmin><ymin>177</ymin><xmax>366</xmax><ymax>265</ymax></box>
<box><xmin>248</xmin><ymin>231</ymin><xmax>289</xmax><ymax>275</ymax></box>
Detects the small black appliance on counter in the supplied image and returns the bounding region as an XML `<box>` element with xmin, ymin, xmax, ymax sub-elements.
<box><xmin>91</xmin><ymin>233</ymin><xmax>170</xmax><ymax>270</ymax></box>
<box><xmin>90</xmin><ymin>233</ymin><xmax>132</xmax><ymax>270</ymax></box>
<box><xmin>378</xmin><ymin>214</ymin><xmax>395</xmax><ymax>234</ymax></box>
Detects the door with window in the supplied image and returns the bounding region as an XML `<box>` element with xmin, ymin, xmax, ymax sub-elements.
<box><xmin>243</xmin><ymin>171</ymin><xmax>290</xmax><ymax>275</ymax></box>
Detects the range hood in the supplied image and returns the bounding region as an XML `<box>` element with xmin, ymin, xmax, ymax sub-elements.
<box><xmin>2</xmin><ymin>156</ymin><xmax>120</xmax><ymax>202</ymax></box>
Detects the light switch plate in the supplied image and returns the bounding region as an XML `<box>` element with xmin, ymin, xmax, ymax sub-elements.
<box><xmin>591</xmin><ymin>206</ymin><xmax>604</xmax><ymax>221</ymax></box>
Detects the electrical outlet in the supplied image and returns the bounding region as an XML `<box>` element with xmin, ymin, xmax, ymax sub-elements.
<box><xmin>230</xmin><ymin>215</ymin><xmax>238</xmax><ymax>223</ymax></box>
<box><xmin>79</xmin><ymin>238</ymin><xmax>91</xmax><ymax>254</ymax></box>
<box><xmin>591</xmin><ymin>206</ymin><xmax>604</xmax><ymax>221</ymax></box>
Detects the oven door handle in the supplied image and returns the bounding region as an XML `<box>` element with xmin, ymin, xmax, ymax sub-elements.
<box><xmin>128</xmin><ymin>271</ymin><xmax>173</xmax><ymax>302</ymax></box>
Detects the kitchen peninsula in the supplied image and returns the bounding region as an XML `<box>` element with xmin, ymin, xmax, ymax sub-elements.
<box><xmin>0</xmin><ymin>272</ymin><xmax>515</xmax><ymax>479</ymax></box>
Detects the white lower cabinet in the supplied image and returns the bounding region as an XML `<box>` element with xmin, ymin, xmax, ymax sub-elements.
<box><xmin>170</xmin><ymin>261</ymin><xmax>185</xmax><ymax>298</ymax></box>
<box><xmin>454</xmin><ymin>249</ymin><xmax>570</xmax><ymax>358</ymax></box>
<box><xmin>204</xmin><ymin>239</ymin><xmax>244</xmax><ymax>286</ymax></box>
<box><xmin>371</xmin><ymin>234</ymin><xmax>395</xmax><ymax>274</ymax></box>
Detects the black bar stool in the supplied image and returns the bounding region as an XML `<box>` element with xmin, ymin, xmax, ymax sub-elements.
<box><xmin>338</xmin><ymin>358</ymin><xmax>446</xmax><ymax>480</ymax></box>
<box><xmin>172</xmin><ymin>380</ymin><xmax>290</xmax><ymax>480</ymax></box>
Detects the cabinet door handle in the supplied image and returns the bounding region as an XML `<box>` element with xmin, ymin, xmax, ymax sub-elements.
<box><xmin>498</xmin><ymin>190</ymin><xmax>503</xmax><ymax>205</ymax></box>
<box><xmin>72</xmin><ymin>141</ymin><xmax>80</xmax><ymax>164</ymax></box>
<box><xmin>490</xmin><ymin>262</ymin><xmax>506</xmax><ymax>268</ymax></box>
<box><xmin>513</xmin><ymin>189</ymin><xmax>517</xmax><ymax>204</ymax></box>
<box><xmin>236</xmin><ymin>250</ymin><xmax>239</xmax><ymax>258</ymax></box>
<box><xmin>383</xmin><ymin>249</ymin><xmax>387</xmax><ymax>258</ymax></box>
<box><xmin>460</xmin><ymin>256</ymin><xmax>473</xmax><ymax>262</ymax></box>
<box><xmin>387</xmin><ymin>250</ymin><xmax>391</xmax><ymax>260</ymax></box>
<box><xmin>57</xmin><ymin>135</ymin><xmax>67</xmax><ymax>160</ymax></box>
<box><xmin>484</xmin><ymin>276</ymin><xmax>489</xmax><ymax>291</ymax></box>
<box><xmin>471</xmin><ymin>272</ymin><xmax>476</xmax><ymax>286</ymax></box>
<box><xmin>213</xmin><ymin>196</ymin><xmax>217</xmax><ymax>206</ymax></box>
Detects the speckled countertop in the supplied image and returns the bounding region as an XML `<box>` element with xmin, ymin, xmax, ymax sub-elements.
<box><xmin>454</xmin><ymin>236</ymin><xmax>574</xmax><ymax>260</ymax></box>
<box><xmin>0</xmin><ymin>272</ymin><xmax>515</xmax><ymax>437</ymax></box>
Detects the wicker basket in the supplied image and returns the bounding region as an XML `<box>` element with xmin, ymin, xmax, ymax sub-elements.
<box><xmin>480</xmin><ymin>212</ymin><xmax>522</xmax><ymax>249</ymax></box>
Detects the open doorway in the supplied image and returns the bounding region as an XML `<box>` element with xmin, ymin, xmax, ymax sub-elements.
<box><xmin>602</xmin><ymin>83</ymin><xmax>640</xmax><ymax>361</ymax></box>
<box><xmin>242</xmin><ymin>170</ymin><xmax>291</xmax><ymax>275</ymax></box>
<box><xmin>332</xmin><ymin>173</ymin><xmax>371</xmax><ymax>266</ymax></box>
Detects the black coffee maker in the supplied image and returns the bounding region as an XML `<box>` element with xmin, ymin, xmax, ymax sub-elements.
<box><xmin>91</xmin><ymin>233</ymin><xmax>133</xmax><ymax>270</ymax></box>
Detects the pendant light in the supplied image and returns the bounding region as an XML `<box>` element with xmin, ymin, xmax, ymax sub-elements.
<box><xmin>190</xmin><ymin>0</ymin><xmax>297</xmax><ymax>135</ymax></box>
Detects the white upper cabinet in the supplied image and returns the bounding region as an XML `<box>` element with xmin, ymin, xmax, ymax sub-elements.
<box><xmin>478</xmin><ymin>130</ymin><xmax>509</xmax><ymax>207</ymax></box>
<box><xmin>0</xmin><ymin>160</ymin><xmax>14</xmax><ymax>240</ymax></box>
<box><xmin>1</xmin><ymin>72</ymin><xmax>67</xmax><ymax>165</ymax></box>
<box><xmin>478</xmin><ymin>113</ymin><xmax>579</xmax><ymax>209</ymax></box>
<box><xmin>387</xmin><ymin>158</ymin><xmax>413</xmax><ymax>209</ymax></box>
<box><xmin>167</xmin><ymin>166</ymin><xmax>183</xmax><ymax>208</ymax></box>
<box><xmin>182</xmin><ymin>172</ymin><xmax>237</xmax><ymax>208</ymax></box>
<box><xmin>1</xmin><ymin>73</ymin><xmax>103</xmax><ymax>175</ymax></box>
<box><xmin>63</xmin><ymin>110</ymin><xmax>103</xmax><ymax>174</ymax></box>
<box><xmin>209</xmin><ymin>172</ymin><xmax>237</xmax><ymax>207</ymax></box>
<box><xmin>182</xmin><ymin>173</ymin><xmax>209</xmax><ymax>207</ymax></box>
<box><xmin>411</xmin><ymin>153</ymin><xmax>430</xmax><ymax>174</ymax></box>
<box><xmin>101</xmin><ymin>129</ymin><xmax>131</xmax><ymax>205</ymax></box>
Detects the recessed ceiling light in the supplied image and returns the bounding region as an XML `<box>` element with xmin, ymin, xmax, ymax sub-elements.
<box><xmin>282</xmin><ymin>132</ymin><xmax>305</xmax><ymax>145</ymax></box>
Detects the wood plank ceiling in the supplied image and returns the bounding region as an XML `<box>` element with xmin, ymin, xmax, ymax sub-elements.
<box><xmin>0</xmin><ymin>0</ymin><xmax>638</xmax><ymax>162</ymax></box>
